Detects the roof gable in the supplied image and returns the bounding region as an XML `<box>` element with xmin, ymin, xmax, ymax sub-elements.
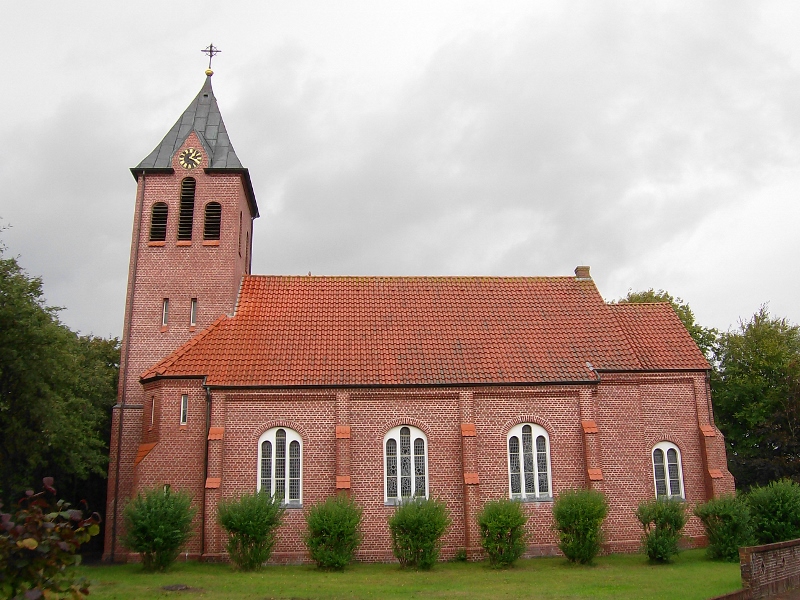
<box><xmin>143</xmin><ymin>274</ymin><xmax>658</xmax><ymax>387</ymax></box>
<box><xmin>135</xmin><ymin>76</ymin><xmax>243</xmax><ymax>171</ymax></box>
<box><xmin>609</xmin><ymin>302</ymin><xmax>709</xmax><ymax>371</ymax></box>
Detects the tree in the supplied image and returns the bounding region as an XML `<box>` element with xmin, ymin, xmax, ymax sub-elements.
<box><xmin>0</xmin><ymin>243</ymin><xmax>120</xmax><ymax>509</ymax></box>
<box><xmin>712</xmin><ymin>307</ymin><xmax>800</xmax><ymax>490</ymax></box>
<box><xmin>617</xmin><ymin>289</ymin><xmax>718</xmax><ymax>360</ymax></box>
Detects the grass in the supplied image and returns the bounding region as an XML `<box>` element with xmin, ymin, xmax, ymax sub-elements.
<box><xmin>78</xmin><ymin>549</ymin><xmax>742</xmax><ymax>600</ymax></box>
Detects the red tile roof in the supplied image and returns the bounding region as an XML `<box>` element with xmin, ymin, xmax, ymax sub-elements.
<box><xmin>609</xmin><ymin>302</ymin><xmax>709</xmax><ymax>371</ymax></box>
<box><xmin>141</xmin><ymin>275</ymin><xmax>708</xmax><ymax>387</ymax></box>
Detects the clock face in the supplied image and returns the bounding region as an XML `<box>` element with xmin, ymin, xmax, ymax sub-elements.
<box><xmin>178</xmin><ymin>148</ymin><xmax>203</xmax><ymax>169</ymax></box>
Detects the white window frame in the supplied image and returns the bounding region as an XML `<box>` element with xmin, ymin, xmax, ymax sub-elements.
<box><xmin>507</xmin><ymin>423</ymin><xmax>553</xmax><ymax>501</ymax></box>
<box><xmin>258</xmin><ymin>427</ymin><xmax>302</xmax><ymax>506</ymax></box>
<box><xmin>189</xmin><ymin>298</ymin><xmax>197</xmax><ymax>327</ymax></box>
<box><xmin>384</xmin><ymin>425</ymin><xmax>429</xmax><ymax>504</ymax></box>
<box><xmin>179</xmin><ymin>394</ymin><xmax>188</xmax><ymax>425</ymax></box>
<box><xmin>161</xmin><ymin>298</ymin><xmax>169</xmax><ymax>326</ymax></box>
<box><xmin>652</xmin><ymin>441</ymin><xmax>685</xmax><ymax>499</ymax></box>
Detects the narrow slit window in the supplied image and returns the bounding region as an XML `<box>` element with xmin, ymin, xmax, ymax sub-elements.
<box><xmin>238</xmin><ymin>211</ymin><xmax>243</xmax><ymax>256</ymax></box>
<box><xmin>150</xmin><ymin>396</ymin><xmax>155</xmax><ymax>428</ymax></box>
<box><xmin>149</xmin><ymin>203</ymin><xmax>168</xmax><ymax>241</ymax></box>
<box><xmin>177</xmin><ymin>178</ymin><xmax>196</xmax><ymax>240</ymax></box>
<box><xmin>161</xmin><ymin>298</ymin><xmax>169</xmax><ymax>326</ymax></box>
<box><xmin>204</xmin><ymin>202</ymin><xmax>222</xmax><ymax>240</ymax></box>
<box><xmin>180</xmin><ymin>394</ymin><xmax>188</xmax><ymax>425</ymax></box>
<box><xmin>190</xmin><ymin>298</ymin><xmax>197</xmax><ymax>326</ymax></box>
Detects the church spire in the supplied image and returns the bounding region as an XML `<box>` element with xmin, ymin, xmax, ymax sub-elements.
<box><xmin>134</xmin><ymin>75</ymin><xmax>244</xmax><ymax>172</ymax></box>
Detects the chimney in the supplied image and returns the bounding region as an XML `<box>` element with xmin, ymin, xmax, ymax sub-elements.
<box><xmin>574</xmin><ymin>266</ymin><xmax>591</xmax><ymax>280</ymax></box>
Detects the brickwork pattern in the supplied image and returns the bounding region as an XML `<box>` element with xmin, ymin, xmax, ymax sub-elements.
<box><xmin>740</xmin><ymin>539</ymin><xmax>800</xmax><ymax>599</ymax></box>
<box><xmin>117</xmin><ymin>375</ymin><xmax>734</xmax><ymax>563</ymax></box>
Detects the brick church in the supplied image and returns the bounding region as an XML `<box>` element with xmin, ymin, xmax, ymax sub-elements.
<box><xmin>105</xmin><ymin>70</ymin><xmax>734</xmax><ymax>563</ymax></box>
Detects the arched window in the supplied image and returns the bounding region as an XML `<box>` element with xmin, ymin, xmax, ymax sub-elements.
<box><xmin>258</xmin><ymin>427</ymin><xmax>302</xmax><ymax>505</ymax></box>
<box><xmin>652</xmin><ymin>442</ymin><xmax>684</xmax><ymax>499</ymax></box>
<box><xmin>507</xmin><ymin>423</ymin><xmax>552</xmax><ymax>500</ymax></box>
<box><xmin>149</xmin><ymin>203</ymin><xmax>168</xmax><ymax>242</ymax></box>
<box><xmin>384</xmin><ymin>425</ymin><xmax>428</xmax><ymax>503</ymax></box>
<box><xmin>177</xmin><ymin>178</ymin><xmax>196</xmax><ymax>240</ymax></box>
<box><xmin>203</xmin><ymin>202</ymin><xmax>222</xmax><ymax>240</ymax></box>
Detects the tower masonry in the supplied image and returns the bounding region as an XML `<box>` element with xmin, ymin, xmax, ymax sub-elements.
<box><xmin>104</xmin><ymin>74</ymin><xmax>258</xmax><ymax>560</ymax></box>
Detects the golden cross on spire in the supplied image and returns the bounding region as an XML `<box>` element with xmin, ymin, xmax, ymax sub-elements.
<box><xmin>201</xmin><ymin>43</ymin><xmax>221</xmax><ymax>76</ymax></box>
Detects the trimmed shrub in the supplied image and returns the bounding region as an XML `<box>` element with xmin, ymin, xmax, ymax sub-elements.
<box><xmin>218</xmin><ymin>491</ymin><xmax>284</xmax><ymax>571</ymax></box>
<box><xmin>747</xmin><ymin>479</ymin><xmax>800</xmax><ymax>544</ymax></box>
<box><xmin>305</xmin><ymin>494</ymin><xmax>362</xmax><ymax>570</ymax></box>
<box><xmin>122</xmin><ymin>486</ymin><xmax>195</xmax><ymax>572</ymax></box>
<box><xmin>0</xmin><ymin>478</ymin><xmax>101</xmax><ymax>600</ymax></box>
<box><xmin>552</xmin><ymin>489</ymin><xmax>608</xmax><ymax>564</ymax></box>
<box><xmin>477</xmin><ymin>499</ymin><xmax>528</xmax><ymax>568</ymax></box>
<box><xmin>635</xmin><ymin>497</ymin><xmax>687</xmax><ymax>563</ymax></box>
<box><xmin>388</xmin><ymin>497</ymin><xmax>451</xmax><ymax>569</ymax></box>
<box><xmin>694</xmin><ymin>495</ymin><xmax>754</xmax><ymax>561</ymax></box>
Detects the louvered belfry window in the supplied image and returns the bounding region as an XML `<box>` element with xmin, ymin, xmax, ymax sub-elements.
<box><xmin>204</xmin><ymin>202</ymin><xmax>222</xmax><ymax>240</ymax></box>
<box><xmin>177</xmin><ymin>178</ymin><xmax>196</xmax><ymax>240</ymax></box>
<box><xmin>149</xmin><ymin>203</ymin><xmax>168</xmax><ymax>242</ymax></box>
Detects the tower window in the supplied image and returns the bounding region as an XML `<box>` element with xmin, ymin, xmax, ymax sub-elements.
<box><xmin>190</xmin><ymin>298</ymin><xmax>197</xmax><ymax>326</ymax></box>
<box><xmin>180</xmin><ymin>394</ymin><xmax>188</xmax><ymax>425</ymax></box>
<box><xmin>149</xmin><ymin>203</ymin><xmax>168</xmax><ymax>242</ymax></box>
<box><xmin>178</xmin><ymin>178</ymin><xmax>196</xmax><ymax>240</ymax></box>
<box><xmin>161</xmin><ymin>298</ymin><xmax>169</xmax><ymax>327</ymax></box>
<box><xmin>204</xmin><ymin>202</ymin><xmax>222</xmax><ymax>240</ymax></box>
<box><xmin>238</xmin><ymin>212</ymin><xmax>242</xmax><ymax>256</ymax></box>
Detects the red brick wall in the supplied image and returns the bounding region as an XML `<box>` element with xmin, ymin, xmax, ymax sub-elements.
<box><xmin>123</xmin><ymin>375</ymin><xmax>734</xmax><ymax>563</ymax></box>
<box><xmin>104</xmin><ymin>133</ymin><xmax>256</xmax><ymax>560</ymax></box>
<box><xmin>740</xmin><ymin>538</ymin><xmax>800</xmax><ymax>599</ymax></box>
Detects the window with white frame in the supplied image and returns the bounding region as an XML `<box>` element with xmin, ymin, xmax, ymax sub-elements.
<box><xmin>384</xmin><ymin>425</ymin><xmax>428</xmax><ymax>503</ymax></box>
<box><xmin>179</xmin><ymin>394</ymin><xmax>188</xmax><ymax>425</ymax></box>
<box><xmin>507</xmin><ymin>423</ymin><xmax>552</xmax><ymax>500</ymax></box>
<box><xmin>161</xmin><ymin>298</ymin><xmax>169</xmax><ymax>327</ymax></box>
<box><xmin>258</xmin><ymin>428</ymin><xmax>302</xmax><ymax>505</ymax></box>
<box><xmin>652</xmin><ymin>441</ymin><xmax>684</xmax><ymax>499</ymax></box>
<box><xmin>189</xmin><ymin>298</ymin><xmax>197</xmax><ymax>327</ymax></box>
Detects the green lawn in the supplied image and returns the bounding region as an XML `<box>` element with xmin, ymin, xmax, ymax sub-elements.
<box><xmin>79</xmin><ymin>549</ymin><xmax>742</xmax><ymax>600</ymax></box>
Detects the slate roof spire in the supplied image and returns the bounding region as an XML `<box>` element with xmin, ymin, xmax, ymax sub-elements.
<box><xmin>135</xmin><ymin>75</ymin><xmax>244</xmax><ymax>171</ymax></box>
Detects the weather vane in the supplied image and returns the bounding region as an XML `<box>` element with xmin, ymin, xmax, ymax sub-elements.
<box><xmin>202</xmin><ymin>43</ymin><xmax>221</xmax><ymax>76</ymax></box>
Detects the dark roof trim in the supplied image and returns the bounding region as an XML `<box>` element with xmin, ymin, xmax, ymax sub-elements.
<box><xmin>595</xmin><ymin>368</ymin><xmax>710</xmax><ymax>374</ymax></box>
<box><xmin>130</xmin><ymin>168</ymin><xmax>173</xmax><ymax>179</ymax></box>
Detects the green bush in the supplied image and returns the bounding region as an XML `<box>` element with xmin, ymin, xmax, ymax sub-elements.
<box><xmin>747</xmin><ymin>479</ymin><xmax>800</xmax><ymax>544</ymax></box>
<box><xmin>218</xmin><ymin>490</ymin><xmax>284</xmax><ymax>571</ymax></box>
<box><xmin>305</xmin><ymin>494</ymin><xmax>362</xmax><ymax>570</ymax></box>
<box><xmin>552</xmin><ymin>489</ymin><xmax>608</xmax><ymax>564</ymax></box>
<box><xmin>694</xmin><ymin>495</ymin><xmax>754</xmax><ymax>561</ymax></box>
<box><xmin>477</xmin><ymin>499</ymin><xmax>528</xmax><ymax>568</ymax></box>
<box><xmin>0</xmin><ymin>478</ymin><xmax>101</xmax><ymax>599</ymax></box>
<box><xmin>122</xmin><ymin>486</ymin><xmax>195</xmax><ymax>572</ymax></box>
<box><xmin>388</xmin><ymin>497</ymin><xmax>451</xmax><ymax>569</ymax></box>
<box><xmin>635</xmin><ymin>497</ymin><xmax>687</xmax><ymax>563</ymax></box>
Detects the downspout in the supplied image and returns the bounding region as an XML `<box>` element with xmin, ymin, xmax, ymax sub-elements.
<box><xmin>110</xmin><ymin>170</ymin><xmax>146</xmax><ymax>561</ymax></box>
<box><xmin>201</xmin><ymin>379</ymin><xmax>211</xmax><ymax>558</ymax></box>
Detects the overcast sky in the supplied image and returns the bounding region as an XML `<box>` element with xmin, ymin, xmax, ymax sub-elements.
<box><xmin>1</xmin><ymin>1</ymin><xmax>799</xmax><ymax>339</ymax></box>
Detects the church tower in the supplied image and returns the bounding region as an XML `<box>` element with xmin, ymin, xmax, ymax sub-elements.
<box><xmin>105</xmin><ymin>69</ymin><xmax>258</xmax><ymax>560</ymax></box>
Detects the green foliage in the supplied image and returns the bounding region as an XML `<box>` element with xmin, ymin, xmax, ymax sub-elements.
<box><xmin>747</xmin><ymin>479</ymin><xmax>800</xmax><ymax>544</ymax></box>
<box><xmin>712</xmin><ymin>308</ymin><xmax>800</xmax><ymax>490</ymax></box>
<box><xmin>122</xmin><ymin>487</ymin><xmax>195</xmax><ymax>572</ymax></box>
<box><xmin>0</xmin><ymin>243</ymin><xmax>120</xmax><ymax>506</ymax></box>
<box><xmin>636</xmin><ymin>498</ymin><xmax>687</xmax><ymax>563</ymax></box>
<box><xmin>388</xmin><ymin>497</ymin><xmax>451</xmax><ymax>570</ymax></box>
<box><xmin>552</xmin><ymin>489</ymin><xmax>608</xmax><ymax>564</ymax></box>
<box><xmin>305</xmin><ymin>494</ymin><xmax>362</xmax><ymax>570</ymax></box>
<box><xmin>477</xmin><ymin>499</ymin><xmax>528</xmax><ymax>568</ymax></box>
<box><xmin>0</xmin><ymin>478</ymin><xmax>101</xmax><ymax>599</ymax></box>
<box><xmin>693</xmin><ymin>495</ymin><xmax>754</xmax><ymax>561</ymax></box>
<box><xmin>218</xmin><ymin>491</ymin><xmax>284</xmax><ymax>571</ymax></box>
<box><xmin>617</xmin><ymin>289</ymin><xmax>718</xmax><ymax>360</ymax></box>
